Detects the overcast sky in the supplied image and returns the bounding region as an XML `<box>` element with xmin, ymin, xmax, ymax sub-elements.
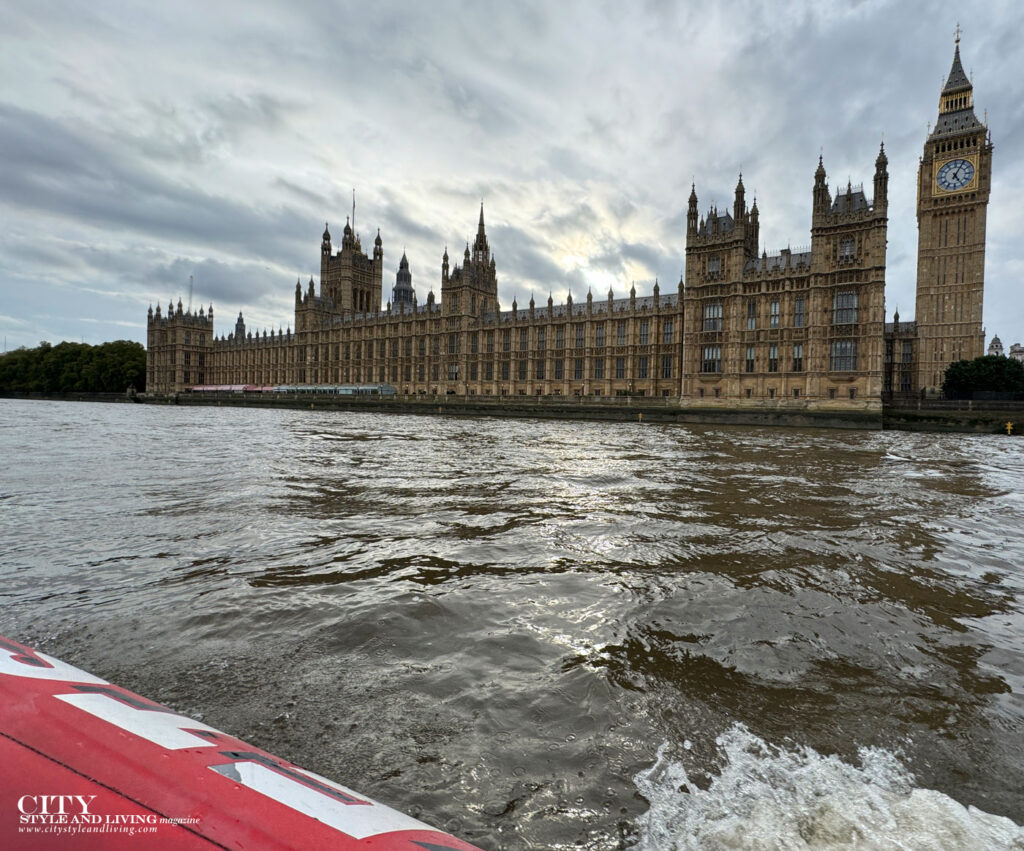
<box><xmin>1</xmin><ymin>0</ymin><xmax>1022</xmax><ymax>351</ymax></box>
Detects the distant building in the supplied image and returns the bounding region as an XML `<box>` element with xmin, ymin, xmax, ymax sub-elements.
<box><xmin>988</xmin><ymin>335</ymin><xmax>1004</xmax><ymax>357</ymax></box>
<box><xmin>1010</xmin><ymin>343</ymin><xmax>1024</xmax><ymax>363</ymax></box>
<box><xmin>147</xmin><ymin>36</ymin><xmax>991</xmax><ymax>409</ymax></box>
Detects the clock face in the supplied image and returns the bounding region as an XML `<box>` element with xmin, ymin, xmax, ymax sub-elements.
<box><xmin>936</xmin><ymin>158</ymin><xmax>976</xmax><ymax>192</ymax></box>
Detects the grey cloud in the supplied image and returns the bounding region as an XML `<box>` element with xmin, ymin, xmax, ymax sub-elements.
<box><xmin>273</xmin><ymin>177</ymin><xmax>333</xmax><ymax>210</ymax></box>
<box><xmin>0</xmin><ymin>103</ymin><xmax>312</xmax><ymax>264</ymax></box>
<box><xmin>1</xmin><ymin>1</ymin><xmax>1022</xmax><ymax>350</ymax></box>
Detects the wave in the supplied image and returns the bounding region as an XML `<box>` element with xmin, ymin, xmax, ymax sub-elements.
<box><xmin>634</xmin><ymin>725</ymin><xmax>1023</xmax><ymax>850</ymax></box>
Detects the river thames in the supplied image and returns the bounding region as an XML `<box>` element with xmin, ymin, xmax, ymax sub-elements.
<box><xmin>2</xmin><ymin>398</ymin><xmax>1022</xmax><ymax>849</ymax></box>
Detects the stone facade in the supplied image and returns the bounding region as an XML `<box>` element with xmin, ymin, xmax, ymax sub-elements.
<box><xmin>909</xmin><ymin>33</ymin><xmax>992</xmax><ymax>395</ymax></box>
<box><xmin>148</xmin><ymin>208</ymin><xmax>686</xmax><ymax>398</ymax></box>
<box><xmin>682</xmin><ymin>151</ymin><xmax>887</xmax><ymax>408</ymax></box>
<box><xmin>146</xmin><ymin>299</ymin><xmax>213</xmax><ymax>391</ymax></box>
<box><xmin>147</xmin><ymin>37</ymin><xmax>990</xmax><ymax>408</ymax></box>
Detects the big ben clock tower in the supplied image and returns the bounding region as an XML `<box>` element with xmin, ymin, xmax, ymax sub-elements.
<box><xmin>914</xmin><ymin>29</ymin><xmax>993</xmax><ymax>395</ymax></box>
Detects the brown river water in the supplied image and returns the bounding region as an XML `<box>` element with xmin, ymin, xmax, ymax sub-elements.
<box><xmin>1</xmin><ymin>398</ymin><xmax>1023</xmax><ymax>849</ymax></box>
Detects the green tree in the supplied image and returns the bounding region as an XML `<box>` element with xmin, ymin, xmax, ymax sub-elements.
<box><xmin>0</xmin><ymin>340</ymin><xmax>146</xmax><ymax>393</ymax></box>
<box><xmin>942</xmin><ymin>355</ymin><xmax>1024</xmax><ymax>399</ymax></box>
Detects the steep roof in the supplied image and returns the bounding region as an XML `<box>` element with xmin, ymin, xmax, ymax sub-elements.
<box><xmin>943</xmin><ymin>43</ymin><xmax>971</xmax><ymax>93</ymax></box>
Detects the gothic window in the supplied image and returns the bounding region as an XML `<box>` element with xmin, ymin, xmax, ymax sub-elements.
<box><xmin>536</xmin><ymin>361</ymin><xmax>545</xmax><ymax>380</ymax></box>
<box><xmin>184</xmin><ymin>352</ymin><xmax>191</xmax><ymax>366</ymax></box>
<box><xmin>661</xmin><ymin>355</ymin><xmax>672</xmax><ymax>379</ymax></box>
<box><xmin>471</xmin><ymin>295</ymin><xmax>476</xmax><ymax>314</ymax></box>
<box><xmin>617</xmin><ymin>321</ymin><xmax>627</xmax><ymax>345</ymax></box>
<box><xmin>418</xmin><ymin>364</ymin><xmax>425</xmax><ymax>380</ymax></box>
<box><xmin>555</xmin><ymin>326</ymin><xmax>565</xmax><ymax>349</ymax></box>
<box><xmin>502</xmin><ymin>330</ymin><xmax>510</xmax><ymax>352</ymax></box>
<box><xmin>392</xmin><ymin>340</ymin><xmax>399</xmax><ymax>357</ymax></box>
<box><xmin>701</xmin><ymin>345</ymin><xmax>721</xmax><ymax>373</ymax></box>
<box><xmin>518</xmin><ymin>361</ymin><xmax>527</xmax><ymax>380</ymax></box>
<box><xmin>519</xmin><ymin>328</ymin><xmax>528</xmax><ymax>351</ymax></box>
<box><xmin>185</xmin><ymin>331</ymin><xmax>191</xmax><ymax>343</ymax></box>
<box><xmin>574</xmin><ymin>358</ymin><xmax>584</xmax><ymax>380</ymax></box>
<box><xmin>501</xmin><ymin>362</ymin><xmax>510</xmax><ymax>381</ymax></box>
<box><xmin>485</xmin><ymin>362</ymin><xmax>494</xmax><ymax>381</ymax></box>
<box><xmin>448</xmin><ymin>334</ymin><xmax>457</xmax><ymax>354</ymax></box>
<box><xmin>768</xmin><ymin>344</ymin><xmax>779</xmax><ymax>372</ymax></box>
<box><xmin>448</xmin><ymin>364</ymin><xmax>459</xmax><ymax>381</ymax></box>
<box><xmin>770</xmin><ymin>300</ymin><xmax>780</xmax><ymax>329</ymax></box>
<box><xmin>747</xmin><ymin>300</ymin><xmax>756</xmax><ymax>330</ymax></box>
<box><xmin>745</xmin><ymin>346</ymin><xmax>755</xmax><ymax>373</ymax></box>
<box><xmin>537</xmin><ymin>327</ymin><xmax>546</xmax><ymax>350</ymax></box>
<box><xmin>470</xmin><ymin>333</ymin><xmax>478</xmax><ymax>354</ymax></box>
<box><xmin>663</xmin><ymin>318</ymin><xmax>674</xmax><ymax>344</ymax></box>
<box><xmin>594</xmin><ymin>358</ymin><xmax>604</xmax><ymax>379</ymax></box>
<box><xmin>794</xmin><ymin>297</ymin><xmax>805</xmax><ymax>328</ymax></box>
<box><xmin>404</xmin><ymin>365</ymin><xmax>411</xmax><ymax>381</ymax></box>
<box><xmin>199</xmin><ymin>334</ymin><xmax>205</xmax><ymax>344</ymax></box>
<box><xmin>595</xmin><ymin>324</ymin><xmax>605</xmax><ymax>347</ymax></box>
<box><xmin>830</xmin><ymin>340</ymin><xmax>858</xmax><ymax>371</ymax></box>
<box><xmin>839</xmin><ymin>238</ymin><xmax>855</xmax><ymax>261</ymax></box>
<box><xmin>470</xmin><ymin>363</ymin><xmax>478</xmax><ymax>381</ymax></box>
<box><xmin>486</xmin><ymin>331</ymin><xmax>494</xmax><ymax>353</ymax></box>
<box><xmin>575</xmin><ymin>324</ymin><xmax>585</xmax><ymax>347</ymax></box>
<box><xmin>639</xmin><ymin>320</ymin><xmax>649</xmax><ymax>345</ymax></box>
<box><xmin>418</xmin><ymin>338</ymin><xmax>425</xmax><ymax>355</ymax></box>
<box><xmin>433</xmin><ymin>336</ymin><xmax>440</xmax><ymax>355</ymax></box>
<box><xmin>379</xmin><ymin>340</ymin><xmax>387</xmax><ymax>357</ymax></box>
<box><xmin>832</xmin><ymin>291</ymin><xmax>858</xmax><ymax>325</ymax></box>
<box><xmin>703</xmin><ymin>302</ymin><xmax>723</xmax><ymax>332</ymax></box>
<box><xmin>637</xmin><ymin>356</ymin><xmax>648</xmax><ymax>379</ymax></box>
<box><xmin>554</xmin><ymin>359</ymin><xmax>564</xmax><ymax>379</ymax></box>
<box><xmin>793</xmin><ymin>343</ymin><xmax>804</xmax><ymax>372</ymax></box>
<box><xmin>405</xmin><ymin>339</ymin><xmax>413</xmax><ymax>356</ymax></box>
<box><xmin>707</xmin><ymin>256</ymin><xmax>721</xmax><ymax>274</ymax></box>
<box><xmin>902</xmin><ymin>341</ymin><xmax>913</xmax><ymax>364</ymax></box>
<box><xmin>615</xmin><ymin>357</ymin><xmax>626</xmax><ymax>379</ymax></box>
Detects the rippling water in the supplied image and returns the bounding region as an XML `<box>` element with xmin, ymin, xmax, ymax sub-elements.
<box><xmin>2</xmin><ymin>398</ymin><xmax>1023</xmax><ymax>849</ymax></box>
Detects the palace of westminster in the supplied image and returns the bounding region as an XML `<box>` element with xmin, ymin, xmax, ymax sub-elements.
<box><xmin>147</xmin><ymin>37</ymin><xmax>993</xmax><ymax>408</ymax></box>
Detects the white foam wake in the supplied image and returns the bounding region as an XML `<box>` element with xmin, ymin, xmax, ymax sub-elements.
<box><xmin>634</xmin><ymin>725</ymin><xmax>1023</xmax><ymax>850</ymax></box>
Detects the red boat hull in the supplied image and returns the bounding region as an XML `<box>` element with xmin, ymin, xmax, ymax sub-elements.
<box><xmin>0</xmin><ymin>636</ymin><xmax>481</xmax><ymax>850</ymax></box>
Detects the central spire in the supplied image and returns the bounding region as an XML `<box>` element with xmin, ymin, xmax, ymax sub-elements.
<box><xmin>942</xmin><ymin>37</ymin><xmax>970</xmax><ymax>95</ymax></box>
<box><xmin>473</xmin><ymin>202</ymin><xmax>489</xmax><ymax>259</ymax></box>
